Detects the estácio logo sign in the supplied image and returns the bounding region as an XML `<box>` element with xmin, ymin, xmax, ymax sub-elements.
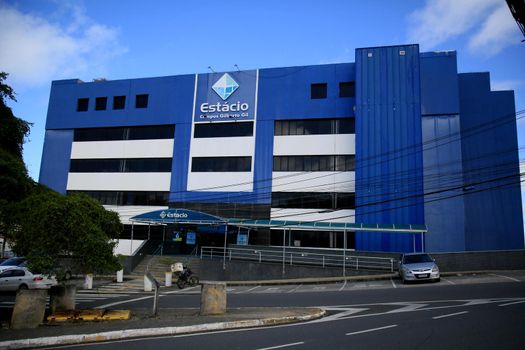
<box><xmin>159</xmin><ymin>211</ymin><xmax>188</xmax><ymax>219</ymax></box>
<box><xmin>199</xmin><ymin>73</ymin><xmax>250</xmax><ymax>120</ymax></box>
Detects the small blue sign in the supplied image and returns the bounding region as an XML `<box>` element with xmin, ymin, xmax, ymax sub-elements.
<box><xmin>237</xmin><ymin>234</ymin><xmax>248</xmax><ymax>246</ymax></box>
<box><xmin>186</xmin><ymin>232</ymin><xmax>196</xmax><ymax>245</ymax></box>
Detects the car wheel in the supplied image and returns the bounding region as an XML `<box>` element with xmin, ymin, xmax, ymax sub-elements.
<box><xmin>18</xmin><ymin>284</ymin><xmax>28</xmax><ymax>290</ymax></box>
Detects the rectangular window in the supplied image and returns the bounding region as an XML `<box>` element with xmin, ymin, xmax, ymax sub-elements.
<box><xmin>77</xmin><ymin>98</ymin><xmax>89</xmax><ymax>112</ymax></box>
<box><xmin>311</xmin><ymin>83</ymin><xmax>327</xmax><ymax>99</ymax></box>
<box><xmin>273</xmin><ymin>155</ymin><xmax>354</xmax><ymax>172</ymax></box>
<box><xmin>194</xmin><ymin>122</ymin><xmax>254</xmax><ymax>138</ymax></box>
<box><xmin>135</xmin><ymin>94</ymin><xmax>149</xmax><ymax>108</ymax></box>
<box><xmin>113</xmin><ymin>96</ymin><xmax>126</xmax><ymax>110</ymax></box>
<box><xmin>69</xmin><ymin>158</ymin><xmax>172</xmax><ymax>173</ymax></box>
<box><xmin>95</xmin><ymin>97</ymin><xmax>107</xmax><ymax>111</ymax></box>
<box><xmin>191</xmin><ymin>157</ymin><xmax>251</xmax><ymax>172</ymax></box>
<box><xmin>271</xmin><ymin>192</ymin><xmax>355</xmax><ymax>209</ymax></box>
<box><xmin>339</xmin><ymin>82</ymin><xmax>355</xmax><ymax>98</ymax></box>
<box><xmin>275</xmin><ymin>118</ymin><xmax>354</xmax><ymax>136</ymax></box>
<box><xmin>69</xmin><ymin>191</ymin><xmax>169</xmax><ymax>206</ymax></box>
<box><xmin>74</xmin><ymin>125</ymin><xmax>175</xmax><ymax>142</ymax></box>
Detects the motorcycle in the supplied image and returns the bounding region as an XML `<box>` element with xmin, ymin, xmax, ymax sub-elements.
<box><xmin>175</xmin><ymin>266</ymin><xmax>199</xmax><ymax>289</ymax></box>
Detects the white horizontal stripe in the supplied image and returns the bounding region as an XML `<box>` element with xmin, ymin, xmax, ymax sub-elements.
<box><xmin>432</xmin><ymin>311</ymin><xmax>469</xmax><ymax>319</ymax></box>
<box><xmin>274</xmin><ymin>134</ymin><xmax>355</xmax><ymax>156</ymax></box>
<box><xmin>190</xmin><ymin>137</ymin><xmax>255</xmax><ymax>157</ymax></box>
<box><xmin>272</xmin><ymin>172</ymin><xmax>355</xmax><ymax>192</ymax></box>
<box><xmin>187</xmin><ymin>172</ymin><xmax>253</xmax><ymax>192</ymax></box>
<box><xmin>346</xmin><ymin>324</ymin><xmax>397</xmax><ymax>336</ymax></box>
<box><xmin>489</xmin><ymin>273</ymin><xmax>521</xmax><ymax>282</ymax></box>
<box><xmin>103</xmin><ymin>206</ymin><xmax>168</xmax><ymax>225</ymax></box>
<box><xmin>498</xmin><ymin>300</ymin><xmax>525</xmax><ymax>307</ymax></box>
<box><xmin>71</xmin><ymin>140</ymin><xmax>174</xmax><ymax>159</ymax></box>
<box><xmin>67</xmin><ymin>173</ymin><xmax>171</xmax><ymax>191</ymax></box>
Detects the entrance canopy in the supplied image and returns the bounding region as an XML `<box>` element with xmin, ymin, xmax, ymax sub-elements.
<box><xmin>130</xmin><ymin>209</ymin><xmax>427</xmax><ymax>234</ymax></box>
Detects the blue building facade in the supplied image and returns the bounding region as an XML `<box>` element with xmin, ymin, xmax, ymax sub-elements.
<box><xmin>39</xmin><ymin>44</ymin><xmax>524</xmax><ymax>253</ymax></box>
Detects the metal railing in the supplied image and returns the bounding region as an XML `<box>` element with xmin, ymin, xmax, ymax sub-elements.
<box><xmin>200</xmin><ymin>246</ymin><xmax>396</xmax><ymax>272</ymax></box>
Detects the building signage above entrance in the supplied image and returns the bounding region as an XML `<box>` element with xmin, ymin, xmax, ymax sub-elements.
<box><xmin>194</xmin><ymin>70</ymin><xmax>257</xmax><ymax>122</ymax></box>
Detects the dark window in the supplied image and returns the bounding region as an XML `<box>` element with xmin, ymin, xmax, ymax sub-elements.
<box><xmin>74</xmin><ymin>125</ymin><xmax>175</xmax><ymax>142</ymax></box>
<box><xmin>95</xmin><ymin>97</ymin><xmax>107</xmax><ymax>111</ymax></box>
<box><xmin>271</xmin><ymin>192</ymin><xmax>355</xmax><ymax>209</ymax></box>
<box><xmin>337</xmin><ymin>118</ymin><xmax>355</xmax><ymax>134</ymax></box>
<box><xmin>311</xmin><ymin>83</ymin><xmax>327</xmax><ymax>99</ymax></box>
<box><xmin>70</xmin><ymin>158</ymin><xmax>172</xmax><ymax>173</ymax></box>
<box><xmin>273</xmin><ymin>155</ymin><xmax>354</xmax><ymax>172</ymax></box>
<box><xmin>275</xmin><ymin>118</ymin><xmax>354</xmax><ymax>136</ymax></box>
<box><xmin>113</xmin><ymin>96</ymin><xmax>126</xmax><ymax>110</ymax></box>
<box><xmin>194</xmin><ymin>122</ymin><xmax>254</xmax><ymax>138</ymax></box>
<box><xmin>69</xmin><ymin>191</ymin><xmax>169</xmax><ymax>206</ymax></box>
<box><xmin>77</xmin><ymin>98</ymin><xmax>89</xmax><ymax>112</ymax></box>
<box><xmin>191</xmin><ymin>157</ymin><xmax>251</xmax><ymax>172</ymax></box>
<box><xmin>135</xmin><ymin>94</ymin><xmax>149</xmax><ymax>108</ymax></box>
<box><xmin>11</xmin><ymin>269</ymin><xmax>25</xmax><ymax>277</ymax></box>
<box><xmin>339</xmin><ymin>82</ymin><xmax>355</xmax><ymax>98</ymax></box>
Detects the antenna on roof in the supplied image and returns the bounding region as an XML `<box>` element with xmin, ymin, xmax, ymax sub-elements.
<box><xmin>208</xmin><ymin>66</ymin><xmax>216</xmax><ymax>73</ymax></box>
<box><xmin>234</xmin><ymin>64</ymin><xmax>240</xmax><ymax>72</ymax></box>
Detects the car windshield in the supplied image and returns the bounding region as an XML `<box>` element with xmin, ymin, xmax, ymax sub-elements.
<box><xmin>403</xmin><ymin>254</ymin><xmax>433</xmax><ymax>264</ymax></box>
<box><xmin>0</xmin><ymin>257</ymin><xmax>26</xmax><ymax>266</ymax></box>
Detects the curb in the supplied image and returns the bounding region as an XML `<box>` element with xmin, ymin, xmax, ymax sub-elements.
<box><xmin>0</xmin><ymin>308</ymin><xmax>325</xmax><ymax>350</ymax></box>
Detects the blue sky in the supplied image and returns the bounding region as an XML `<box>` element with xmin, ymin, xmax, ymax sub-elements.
<box><xmin>1</xmin><ymin>0</ymin><xmax>524</xmax><ymax>184</ymax></box>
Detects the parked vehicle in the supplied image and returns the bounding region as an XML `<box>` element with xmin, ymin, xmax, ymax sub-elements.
<box><xmin>0</xmin><ymin>257</ymin><xmax>28</xmax><ymax>269</ymax></box>
<box><xmin>0</xmin><ymin>256</ymin><xmax>74</xmax><ymax>280</ymax></box>
<box><xmin>175</xmin><ymin>266</ymin><xmax>199</xmax><ymax>289</ymax></box>
<box><xmin>0</xmin><ymin>267</ymin><xmax>57</xmax><ymax>292</ymax></box>
<box><xmin>398</xmin><ymin>253</ymin><xmax>440</xmax><ymax>284</ymax></box>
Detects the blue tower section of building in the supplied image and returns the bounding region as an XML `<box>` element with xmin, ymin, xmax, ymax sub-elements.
<box><xmin>355</xmin><ymin>44</ymin><xmax>425</xmax><ymax>252</ymax></box>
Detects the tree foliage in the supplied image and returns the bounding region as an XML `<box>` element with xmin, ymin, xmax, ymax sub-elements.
<box><xmin>8</xmin><ymin>190</ymin><xmax>122</xmax><ymax>276</ymax></box>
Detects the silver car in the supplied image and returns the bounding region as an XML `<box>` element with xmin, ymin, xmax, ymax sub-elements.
<box><xmin>398</xmin><ymin>253</ymin><xmax>440</xmax><ymax>283</ymax></box>
<box><xmin>0</xmin><ymin>266</ymin><xmax>57</xmax><ymax>292</ymax></box>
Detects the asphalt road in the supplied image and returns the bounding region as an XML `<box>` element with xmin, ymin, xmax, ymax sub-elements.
<box><xmin>28</xmin><ymin>273</ymin><xmax>525</xmax><ymax>350</ymax></box>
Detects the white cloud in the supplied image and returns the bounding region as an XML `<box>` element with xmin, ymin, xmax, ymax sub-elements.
<box><xmin>468</xmin><ymin>3</ymin><xmax>521</xmax><ymax>55</ymax></box>
<box><xmin>406</xmin><ymin>0</ymin><xmax>519</xmax><ymax>55</ymax></box>
<box><xmin>0</xmin><ymin>4</ymin><xmax>126</xmax><ymax>87</ymax></box>
<box><xmin>491</xmin><ymin>79</ymin><xmax>524</xmax><ymax>91</ymax></box>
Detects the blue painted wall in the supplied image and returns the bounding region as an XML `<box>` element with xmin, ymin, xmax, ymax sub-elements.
<box><xmin>39</xmin><ymin>129</ymin><xmax>73</xmax><ymax>193</ymax></box>
<box><xmin>458</xmin><ymin>73</ymin><xmax>524</xmax><ymax>250</ymax></box>
<box><xmin>355</xmin><ymin>44</ymin><xmax>425</xmax><ymax>252</ymax></box>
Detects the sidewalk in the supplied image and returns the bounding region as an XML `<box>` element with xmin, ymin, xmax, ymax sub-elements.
<box><xmin>0</xmin><ymin>307</ymin><xmax>324</xmax><ymax>349</ymax></box>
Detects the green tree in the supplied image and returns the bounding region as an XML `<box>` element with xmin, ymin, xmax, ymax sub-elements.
<box><xmin>9</xmin><ymin>190</ymin><xmax>122</xmax><ymax>276</ymax></box>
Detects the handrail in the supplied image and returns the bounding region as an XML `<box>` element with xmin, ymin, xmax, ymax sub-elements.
<box><xmin>200</xmin><ymin>246</ymin><xmax>396</xmax><ymax>272</ymax></box>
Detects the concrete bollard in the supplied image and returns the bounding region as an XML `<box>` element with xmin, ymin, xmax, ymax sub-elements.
<box><xmin>116</xmin><ymin>269</ymin><xmax>124</xmax><ymax>283</ymax></box>
<box><xmin>144</xmin><ymin>275</ymin><xmax>153</xmax><ymax>292</ymax></box>
<box><xmin>83</xmin><ymin>273</ymin><xmax>93</xmax><ymax>290</ymax></box>
<box><xmin>11</xmin><ymin>289</ymin><xmax>48</xmax><ymax>329</ymax></box>
<box><xmin>200</xmin><ymin>281</ymin><xmax>227</xmax><ymax>316</ymax></box>
<box><xmin>49</xmin><ymin>284</ymin><xmax>77</xmax><ymax>313</ymax></box>
<box><xmin>165</xmin><ymin>272</ymin><xmax>173</xmax><ymax>287</ymax></box>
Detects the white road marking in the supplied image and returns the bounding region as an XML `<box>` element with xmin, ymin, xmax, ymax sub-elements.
<box><xmin>256</xmin><ymin>341</ymin><xmax>305</xmax><ymax>350</ymax></box>
<box><xmin>96</xmin><ymin>295</ymin><xmax>154</xmax><ymax>309</ymax></box>
<box><xmin>432</xmin><ymin>311</ymin><xmax>469</xmax><ymax>319</ymax></box>
<box><xmin>386</xmin><ymin>303</ymin><xmax>427</xmax><ymax>313</ymax></box>
<box><xmin>390</xmin><ymin>278</ymin><xmax>397</xmax><ymax>289</ymax></box>
<box><xmin>489</xmin><ymin>273</ymin><xmax>521</xmax><ymax>282</ymax></box>
<box><xmin>498</xmin><ymin>300</ymin><xmax>525</xmax><ymax>307</ymax></box>
<box><xmin>241</xmin><ymin>285</ymin><xmax>260</xmax><ymax>293</ymax></box>
<box><xmin>346</xmin><ymin>324</ymin><xmax>397</xmax><ymax>336</ymax></box>
<box><xmin>339</xmin><ymin>280</ymin><xmax>347</xmax><ymax>291</ymax></box>
<box><xmin>441</xmin><ymin>277</ymin><xmax>455</xmax><ymax>285</ymax></box>
<box><xmin>287</xmin><ymin>284</ymin><xmax>302</xmax><ymax>293</ymax></box>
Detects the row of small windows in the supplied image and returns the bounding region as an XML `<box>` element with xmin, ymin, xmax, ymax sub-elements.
<box><xmin>194</xmin><ymin>122</ymin><xmax>253</xmax><ymax>138</ymax></box>
<box><xmin>273</xmin><ymin>155</ymin><xmax>355</xmax><ymax>172</ymax></box>
<box><xmin>70</xmin><ymin>158</ymin><xmax>172</xmax><ymax>173</ymax></box>
<box><xmin>77</xmin><ymin>94</ymin><xmax>149</xmax><ymax>112</ymax></box>
<box><xmin>274</xmin><ymin>118</ymin><xmax>354</xmax><ymax>136</ymax></box>
<box><xmin>69</xmin><ymin>191</ymin><xmax>169</xmax><ymax>206</ymax></box>
<box><xmin>311</xmin><ymin>82</ymin><xmax>355</xmax><ymax>99</ymax></box>
<box><xmin>74</xmin><ymin>125</ymin><xmax>175</xmax><ymax>142</ymax></box>
<box><xmin>191</xmin><ymin>157</ymin><xmax>252</xmax><ymax>172</ymax></box>
<box><xmin>271</xmin><ymin>192</ymin><xmax>355</xmax><ymax>209</ymax></box>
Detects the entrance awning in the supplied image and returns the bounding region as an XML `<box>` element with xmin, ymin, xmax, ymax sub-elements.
<box><xmin>130</xmin><ymin>209</ymin><xmax>427</xmax><ymax>234</ymax></box>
